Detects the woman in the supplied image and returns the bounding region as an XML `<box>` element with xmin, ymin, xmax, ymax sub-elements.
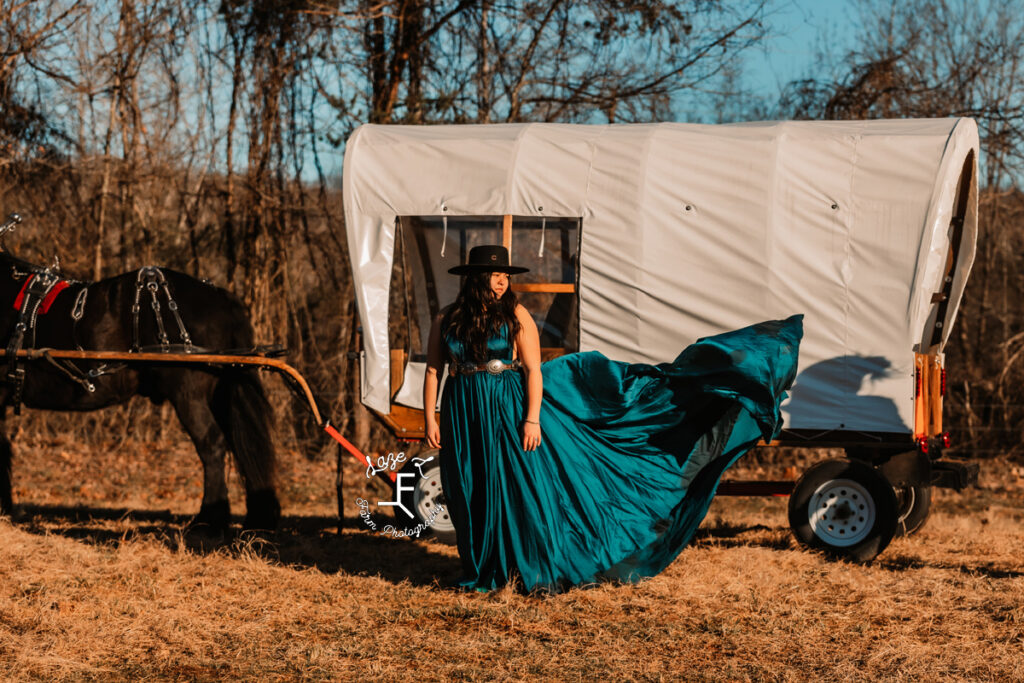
<box><xmin>424</xmin><ymin>245</ymin><xmax>802</xmax><ymax>593</ymax></box>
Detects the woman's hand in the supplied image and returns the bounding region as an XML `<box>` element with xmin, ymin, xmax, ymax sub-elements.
<box><xmin>425</xmin><ymin>419</ymin><xmax>442</xmax><ymax>449</ymax></box>
<box><xmin>522</xmin><ymin>420</ymin><xmax>542</xmax><ymax>451</ymax></box>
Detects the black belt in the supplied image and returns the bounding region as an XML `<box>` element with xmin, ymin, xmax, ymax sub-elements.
<box><xmin>449</xmin><ymin>359</ymin><xmax>522</xmax><ymax>376</ymax></box>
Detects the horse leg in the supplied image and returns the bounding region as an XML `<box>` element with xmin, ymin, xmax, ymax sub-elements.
<box><xmin>211</xmin><ymin>370</ymin><xmax>280</xmax><ymax>531</ymax></box>
<box><xmin>170</xmin><ymin>381</ymin><xmax>233</xmax><ymax>534</ymax></box>
<box><xmin>0</xmin><ymin>415</ymin><xmax>12</xmax><ymax>517</ymax></box>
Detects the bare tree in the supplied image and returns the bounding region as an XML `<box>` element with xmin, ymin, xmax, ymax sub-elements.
<box><xmin>0</xmin><ymin>0</ymin><xmax>776</xmax><ymax>457</ymax></box>
<box><xmin>312</xmin><ymin>1</ymin><xmax>768</xmax><ymax>125</ymax></box>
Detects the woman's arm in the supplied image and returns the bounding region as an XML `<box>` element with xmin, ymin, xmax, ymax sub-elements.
<box><xmin>515</xmin><ymin>304</ymin><xmax>543</xmax><ymax>452</ymax></box>
<box><xmin>423</xmin><ymin>313</ymin><xmax>445</xmax><ymax>449</ymax></box>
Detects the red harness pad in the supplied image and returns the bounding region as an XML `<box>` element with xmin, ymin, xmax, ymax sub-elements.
<box><xmin>13</xmin><ymin>275</ymin><xmax>70</xmax><ymax>314</ymax></box>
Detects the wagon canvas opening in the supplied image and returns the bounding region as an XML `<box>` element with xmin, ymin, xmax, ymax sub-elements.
<box><xmin>381</xmin><ymin>214</ymin><xmax>580</xmax><ymax>437</ymax></box>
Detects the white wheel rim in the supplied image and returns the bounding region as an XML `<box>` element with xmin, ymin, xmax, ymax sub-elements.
<box><xmin>413</xmin><ymin>467</ymin><xmax>454</xmax><ymax>533</ymax></box>
<box><xmin>807</xmin><ymin>478</ymin><xmax>876</xmax><ymax>547</ymax></box>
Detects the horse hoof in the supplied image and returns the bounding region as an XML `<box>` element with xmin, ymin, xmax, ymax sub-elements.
<box><xmin>243</xmin><ymin>490</ymin><xmax>281</xmax><ymax>531</ymax></box>
<box><xmin>189</xmin><ymin>500</ymin><xmax>231</xmax><ymax>535</ymax></box>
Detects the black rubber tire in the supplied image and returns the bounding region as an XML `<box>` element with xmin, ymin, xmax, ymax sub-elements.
<box><xmin>392</xmin><ymin>450</ymin><xmax>457</xmax><ymax>545</ymax></box>
<box><xmin>788</xmin><ymin>459</ymin><xmax>899</xmax><ymax>562</ymax></box>
<box><xmin>894</xmin><ymin>484</ymin><xmax>932</xmax><ymax>537</ymax></box>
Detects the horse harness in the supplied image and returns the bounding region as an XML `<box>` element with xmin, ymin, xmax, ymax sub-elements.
<box><xmin>132</xmin><ymin>267</ymin><xmax>193</xmax><ymax>353</ymax></box>
<box><xmin>5</xmin><ymin>269</ymin><xmax>67</xmax><ymax>410</ymax></box>
<box><xmin>3</xmin><ymin>265</ymin><xmax>195</xmax><ymax>413</ymax></box>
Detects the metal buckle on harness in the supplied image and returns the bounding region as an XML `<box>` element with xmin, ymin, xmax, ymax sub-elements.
<box><xmin>6</xmin><ymin>366</ymin><xmax>25</xmax><ymax>414</ymax></box>
<box><xmin>6</xmin><ymin>365</ymin><xmax>24</xmax><ymax>387</ymax></box>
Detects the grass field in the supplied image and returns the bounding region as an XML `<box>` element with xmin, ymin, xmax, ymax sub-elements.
<box><xmin>1</xmin><ymin>425</ymin><xmax>1023</xmax><ymax>681</ymax></box>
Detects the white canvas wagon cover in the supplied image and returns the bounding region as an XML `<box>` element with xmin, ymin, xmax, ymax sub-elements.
<box><xmin>343</xmin><ymin>118</ymin><xmax>978</xmax><ymax>435</ymax></box>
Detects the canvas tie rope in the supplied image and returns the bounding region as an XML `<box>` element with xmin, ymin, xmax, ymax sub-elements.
<box><xmin>538</xmin><ymin>217</ymin><xmax>546</xmax><ymax>257</ymax></box>
<box><xmin>440</xmin><ymin>214</ymin><xmax>448</xmax><ymax>258</ymax></box>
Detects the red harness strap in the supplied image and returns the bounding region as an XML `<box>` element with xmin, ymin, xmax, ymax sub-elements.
<box><xmin>13</xmin><ymin>275</ymin><xmax>70</xmax><ymax>314</ymax></box>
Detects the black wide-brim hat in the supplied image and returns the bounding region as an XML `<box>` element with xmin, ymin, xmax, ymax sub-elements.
<box><xmin>448</xmin><ymin>245</ymin><xmax>529</xmax><ymax>275</ymax></box>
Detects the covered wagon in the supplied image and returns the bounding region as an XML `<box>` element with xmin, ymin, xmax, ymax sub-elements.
<box><xmin>342</xmin><ymin>118</ymin><xmax>979</xmax><ymax>560</ymax></box>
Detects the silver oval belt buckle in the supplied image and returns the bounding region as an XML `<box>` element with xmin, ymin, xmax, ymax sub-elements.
<box><xmin>485</xmin><ymin>359</ymin><xmax>504</xmax><ymax>375</ymax></box>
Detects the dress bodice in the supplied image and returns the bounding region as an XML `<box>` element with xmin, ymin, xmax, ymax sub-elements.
<box><xmin>443</xmin><ymin>325</ymin><xmax>514</xmax><ymax>364</ymax></box>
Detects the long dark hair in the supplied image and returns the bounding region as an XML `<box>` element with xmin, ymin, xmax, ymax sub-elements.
<box><xmin>442</xmin><ymin>271</ymin><xmax>521</xmax><ymax>362</ymax></box>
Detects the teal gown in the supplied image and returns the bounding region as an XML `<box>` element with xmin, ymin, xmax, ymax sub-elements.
<box><xmin>439</xmin><ymin>314</ymin><xmax>803</xmax><ymax>593</ymax></box>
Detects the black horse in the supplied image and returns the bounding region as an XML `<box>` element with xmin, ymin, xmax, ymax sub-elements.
<box><xmin>0</xmin><ymin>229</ymin><xmax>280</xmax><ymax>532</ymax></box>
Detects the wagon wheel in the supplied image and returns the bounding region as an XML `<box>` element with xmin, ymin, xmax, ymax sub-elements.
<box><xmin>894</xmin><ymin>483</ymin><xmax>932</xmax><ymax>537</ymax></box>
<box><xmin>788</xmin><ymin>459</ymin><xmax>898</xmax><ymax>562</ymax></box>
<box><xmin>393</xmin><ymin>450</ymin><xmax>457</xmax><ymax>545</ymax></box>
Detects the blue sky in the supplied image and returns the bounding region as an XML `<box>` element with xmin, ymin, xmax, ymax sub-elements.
<box><xmin>316</xmin><ymin>2</ymin><xmax>867</xmax><ymax>180</ymax></box>
<box><xmin>749</xmin><ymin>0</ymin><xmax>860</xmax><ymax>97</ymax></box>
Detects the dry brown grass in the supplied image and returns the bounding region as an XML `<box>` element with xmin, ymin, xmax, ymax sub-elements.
<box><xmin>1</xmin><ymin>427</ymin><xmax>1023</xmax><ymax>681</ymax></box>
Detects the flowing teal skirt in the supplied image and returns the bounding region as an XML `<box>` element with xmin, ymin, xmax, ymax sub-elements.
<box><xmin>439</xmin><ymin>315</ymin><xmax>803</xmax><ymax>593</ymax></box>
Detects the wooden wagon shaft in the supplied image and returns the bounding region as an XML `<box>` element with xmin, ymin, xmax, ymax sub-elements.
<box><xmin>11</xmin><ymin>347</ymin><xmax>391</xmax><ymax>483</ymax></box>
<box><xmin>16</xmin><ymin>347</ymin><xmax>323</xmax><ymax>421</ymax></box>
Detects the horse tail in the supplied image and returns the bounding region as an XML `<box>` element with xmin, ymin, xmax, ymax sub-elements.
<box><xmin>214</xmin><ymin>369</ymin><xmax>281</xmax><ymax>529</ymax></box>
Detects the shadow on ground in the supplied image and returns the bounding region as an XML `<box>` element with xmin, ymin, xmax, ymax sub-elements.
<box><xmin>691</xmin><ymin>521</ymin><xmax>1024</xmax><ymax>578</ymax></box>
<box><xmin>11</xmin><ymin>503</ymin><xmax>461</xmax><ymax>588</ymax></box>
<box><xmin>877</xmin><ymin>553</ymin><xmax>1024</xmax><ymax>579</ymax></box>
<box><xmin>691</xmin><ymin>521</ymin><xmax>795</xmax><ymax>551</ymax></box>
<box><xmin>13</xmin><ymin>504</ymin><xmax>1021</xmax><ymax>587</ymax></box>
